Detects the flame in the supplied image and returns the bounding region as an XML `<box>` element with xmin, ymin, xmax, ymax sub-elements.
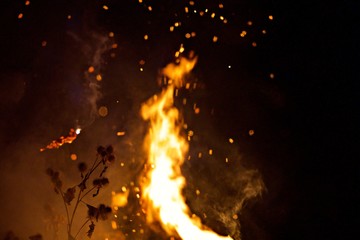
<box><xmin>112</xmin><ymin>190</ymin><xmax>129</xmax><ymax>209</ymax></box>
<box><xmin>140</xmin><ymin>57</ymin><xmax>233</xmax><ymax>240</ymax></box>
<box><xmin>40</xmin><ymin>128</ymin><xmax>81</xmax><ymax>152</ymax></box>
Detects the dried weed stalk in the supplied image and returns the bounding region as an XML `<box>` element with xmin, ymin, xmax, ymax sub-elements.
<box><xmin>46</xmin><ymin>145</ymin><xmax>115</xmax><ymax>240</ymax></box>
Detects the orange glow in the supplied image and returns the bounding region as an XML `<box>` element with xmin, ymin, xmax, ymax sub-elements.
<box><xmin>70</xmin><ymin>154</ymin><xmax>77</xmax><ymax>161</ymax></box>
<box><xmin>88</xmin><ymin>66</ymin><xmax>95</xmax><ymax>73</ymax></box>
<box><xmin>98</xmin><ymin>106</ymin><xmax>108</xmax><ymax>117</ymax></box>
<box><xmin>18</xmin><ymin>13</ymin><xmax>23</xmax><ymax>19</ymax></box>
<box><xmin>112</xmin><ymin>191</ymin><xmax>129</xmax><ymax>208</ymax></box>
<box><xmin>140</xmin><ymin>57</ymin><xmax>233</xmax><ymax>240</ymax></box>
<box><xmin>116</xmin><ymin>131</ymin><xmax>126</xmax><ymax>136</ymax></box>
<box><xmin>40</xmin><ymin>128</ymin><xmax>80</xmax><ymax>152</ymax></box>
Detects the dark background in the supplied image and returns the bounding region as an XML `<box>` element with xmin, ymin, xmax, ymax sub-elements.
<box><xmin>0</xmin><ymin>0</ymin><xmax>358</xmax><ymax>239</ymax></box>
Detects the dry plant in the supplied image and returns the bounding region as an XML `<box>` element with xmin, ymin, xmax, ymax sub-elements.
<box><xmin>45</xmin><ymin>145</ymin><xmax>115</xmax><ymax>240</ymax></box>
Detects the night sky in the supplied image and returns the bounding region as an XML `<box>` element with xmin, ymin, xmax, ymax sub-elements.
<box><xmin>0</xmin><ymin>0</ymin><xmax>358</xmax><ymax>240</ymax></box>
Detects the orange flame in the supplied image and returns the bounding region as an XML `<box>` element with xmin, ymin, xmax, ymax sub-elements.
<box><xmin>140</xmin><ymin>57</ymin><xmax>233</xmax><ymax>240</ymax></box>
<box><xmin>40</xmin><ymin>128</ymin><xmax>81</xmax><ymax>152</ymax></box>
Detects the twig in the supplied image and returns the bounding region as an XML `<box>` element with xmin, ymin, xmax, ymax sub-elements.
<box><xmin>74</xmin><ymin>218</ymin><xmax>91</xmax><ymax>239</ymax></box>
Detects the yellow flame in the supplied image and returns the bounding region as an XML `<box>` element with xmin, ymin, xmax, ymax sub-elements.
<box><xmin>112</xmin><ymin>191</ymin><xmax>129</xmax><ymax>209</ymax></box>
<box><xmin>140</xmin><ymin>57</ymin><xmax>233</xmax><ymax>240</ymax></box>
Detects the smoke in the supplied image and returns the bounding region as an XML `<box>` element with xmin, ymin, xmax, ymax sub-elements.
<box><xmin>183</xmin><ymin>144</ymin><xmax>265</xmax><ymax>240</ymax></box>
<box><xmin>216</xmin><ymin>169</ymin><xmax>265</xmax><ymax>240</ymax></box>
<box><xmin>67</xmin><ymin>30</ymin><xmax>114</xmax><ymax>128</ymax></box>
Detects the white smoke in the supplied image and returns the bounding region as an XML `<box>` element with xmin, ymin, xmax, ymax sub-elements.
<box><xmin>67</xmin><ymin>31</ymin><xmax>114</xmax><ymax>128</ymax></box>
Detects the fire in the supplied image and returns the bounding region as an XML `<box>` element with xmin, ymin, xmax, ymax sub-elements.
<box><xmin>140</xmin><ymin>57</ymin><xmax>233</xmax><ymax>240</ymax></box>
<box><xmin>40</xmin><ymin>128</ymin><xmax>81</xmax><ymax>152</ymax></box>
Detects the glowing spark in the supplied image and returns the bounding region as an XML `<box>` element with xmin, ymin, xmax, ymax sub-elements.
<box><xmin>98</xmin><ymin>106</ymin><xmax>108</xmax><ymax>117</ymax></box>
<box><xmin>140</xmin><ymin>57</ymin><xmax>233</xmax><ymax>240</ymax></box>
<box><xmin>70</xmin><ymin>154</ymin><xmax>77</xmax><ymax>161</ymax></box>
<box><xmin>88</xmin><ymin>66</ymin><xmax>95</xmax><ymax>73</ymax></box>
<box><xmin>40</xmin><ymin>128</ymin><xmax>79</xmax><ymax>152</ymax></box>
<box><xmin>111</xmin><ymin>221</ymin><xmax>117</xmax><ymax>229</ymax></box>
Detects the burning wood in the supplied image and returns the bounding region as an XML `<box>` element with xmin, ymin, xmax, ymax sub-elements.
<box><xmin>40</xmin><ymin>128</ymin><xmax>81</xmax><ymax>152</ymax></box>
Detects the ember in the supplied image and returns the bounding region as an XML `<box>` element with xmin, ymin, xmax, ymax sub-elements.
<box><xmin>40</xmin><ymin>128</ymin><xmax>81</xmax><ymax>152</ymax></box>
